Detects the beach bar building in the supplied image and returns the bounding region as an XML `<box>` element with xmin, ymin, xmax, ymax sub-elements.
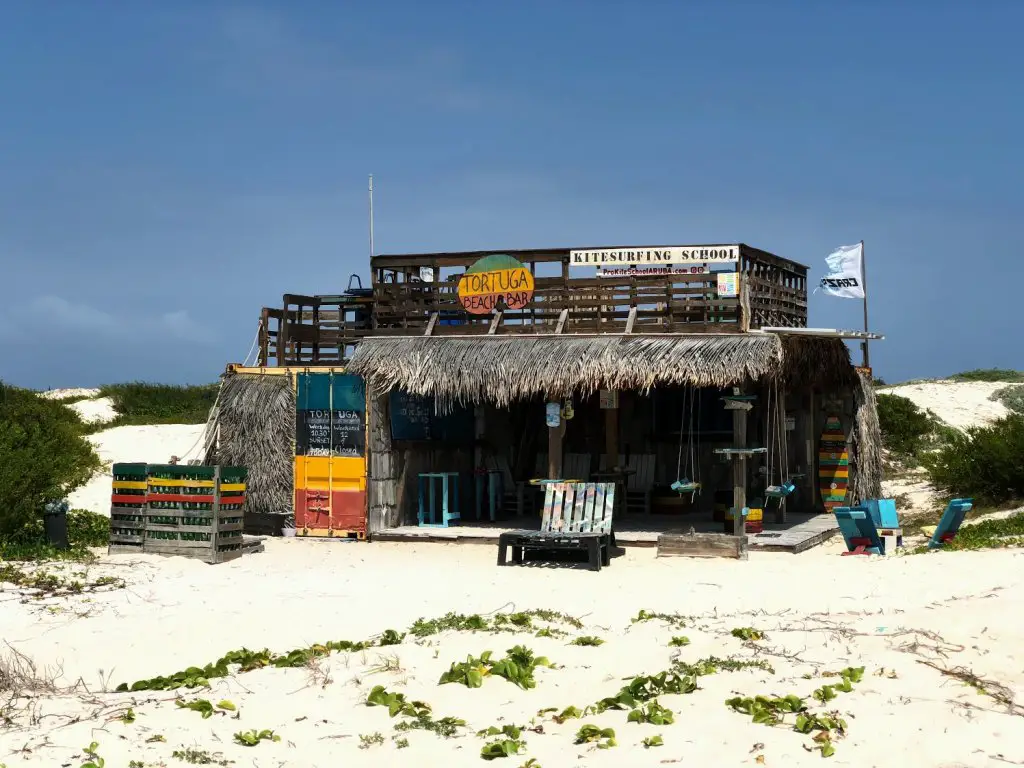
<box><xmin>208</xmin><ymin>243</ymin><xmax>882</xmax><ymax>552</ymax></box>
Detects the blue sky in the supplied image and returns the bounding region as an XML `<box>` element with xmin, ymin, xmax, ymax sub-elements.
<box><xmin>1</xmin><ymin>1</ymin><xmax>1020</xmax><ymax>389</ymax></box>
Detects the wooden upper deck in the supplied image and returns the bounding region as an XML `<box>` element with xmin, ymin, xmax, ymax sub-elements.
<box><xmin>257</xmin><ymin>244</ymin><xmax>808</xmax><ymax>366</ymax></box>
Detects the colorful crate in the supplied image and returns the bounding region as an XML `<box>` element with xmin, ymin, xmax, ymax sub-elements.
<box><xmin>293</xmin><ymin>372</ymin><xmax>368</xmax><ymax>538</ymax></box>
<box><xmin>108</xmin><ymin>464</ymin><xmax>249</xmax><ymax>564</ymax></box>
<box><xmin>723</xmin><ymin>506</ymin><xmax>764</xmax><ymax>534</ymax></box>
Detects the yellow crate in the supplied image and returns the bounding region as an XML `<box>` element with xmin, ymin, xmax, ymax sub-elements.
<box><xmin>112</xmin><ymin>480</ymin><xmax>148</xmax><ymax>490</ymax></box>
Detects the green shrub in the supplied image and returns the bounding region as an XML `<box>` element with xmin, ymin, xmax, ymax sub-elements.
<box><xmin>950</xmin><ymin>369</ymin><xmax>1024</xmax><ymax>383</ymax></box>
<box><xmin>992</xmin><ymin>385</ymin><xmax>1024</xmax><ymax>416</ymax></box>
<box><xmin>99</xmin><ymin>382</ymin><xmax>219</xmax><ymax>425</ymax></box>
<box><xmin>877</xmin><ymin>393</ymin><xmax>935</xmax><ymax>456</ymax></box>
<box><xmin>0</xmin><ymin>383</ymin><xmax>102</xmax><ymax>542</ymax></box>
<box><xmin>924</xmin><ymin>415</ymin><xmax>1024</xmax><ymax>504</ymax></box>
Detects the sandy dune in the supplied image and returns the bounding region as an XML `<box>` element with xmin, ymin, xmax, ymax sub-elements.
<box><xmin>879</xmin><ymin>380</ymin><xmax>1012</xmax><ymax>430</ymax></box>
<box><xmin>2</xmin><ymin>541</ymin><xmax>1023</xmax><ymax>767</ymax></box>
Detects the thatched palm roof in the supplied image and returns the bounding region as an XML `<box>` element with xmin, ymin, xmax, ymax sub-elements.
<box><xmin>347</xmin><ymin>333</ymin><xmax>854</xmax><ymax>406</ymax></box>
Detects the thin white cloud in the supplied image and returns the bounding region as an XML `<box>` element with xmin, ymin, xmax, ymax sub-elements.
<box><xmin>0</xmin><ymin>296</ymin><xmax>216</xmax><ymax>346</ymax></box>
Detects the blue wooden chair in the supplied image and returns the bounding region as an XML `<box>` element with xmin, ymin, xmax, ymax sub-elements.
<box><xmin>926</xmin><ymin>498</ymin><xmax>974</xmax><ymax>549</ymax></box>
<box><xmin>834</xmin><ymin>506</ymin><xmax>884</xmax><ymax>555</ymax></box>
<box><xmin>863</xmin><ymin>498</ymin><xmax>903</xmax><ymax>550</ymax></box>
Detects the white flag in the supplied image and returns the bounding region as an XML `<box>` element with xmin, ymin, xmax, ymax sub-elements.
<box><xmin>818</xmin><ymin>243</ymin><xmax>865</xmax><ymax>299</ymax></box>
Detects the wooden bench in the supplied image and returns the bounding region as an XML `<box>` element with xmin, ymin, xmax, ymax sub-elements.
<box><xmin>496</xmin><ymin>482</ymin><xmax>620</xmax><ymax>572</ymax></box>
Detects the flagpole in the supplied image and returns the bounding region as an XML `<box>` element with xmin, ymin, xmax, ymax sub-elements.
<box><xmin>860</xmin><ymin>239</ymin><xmax>869</xmax><ymax>369</ymax></box>
<box><xmin>368</xmin><ymin>174</ymin><xmax>375</xmax><ymax>259</ymax></box>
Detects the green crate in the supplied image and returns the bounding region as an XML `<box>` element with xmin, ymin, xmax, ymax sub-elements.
<box><xmin>112</xmin><ymin>463</ymin><xmax>148</xmax><ymax>480</ymax></box>
<box><xmin>219</xmin><ymin>467</ymin><xmax>248</xmax><ymax>484</ymax></box>
<box><xmin>148</xmin><ymin>465</ymin><xmax>217</xmax><ymax>480</ymax></box>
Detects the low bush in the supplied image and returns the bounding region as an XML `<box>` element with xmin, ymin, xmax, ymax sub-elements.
<box><xmin>98</xmin><ymin>382</ymin><xmax>219</xmax><ymax>426</ymax></box>
<box><xmin>950</xmin><ymin>369</ymin><xmax>1024</xmax><ymax>383</ymax></box>
<box><xmin>0</xmin><ymin>383</ymin><xmax>101</xmax><ymax>545</ymax></box>
<box><xmin>924</xmin><ymin>415</ymin><xmax>1024</xmax><ymax>504</ymax></box>
<box><xmin>877</xmin><ymin>393</ymin><xmax>936</xmax><ymax>457</ymax></box>
<box><xmin>991</xmin><ymin>384</ymin><xmax>1024</xmax><ymax>416</ymax></box>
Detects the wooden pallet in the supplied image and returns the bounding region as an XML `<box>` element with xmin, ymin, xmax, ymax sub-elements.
<box><xmin>657</xmin><ymin>531</ymin><xmax>748</xmax><ymax>560</ymax></box>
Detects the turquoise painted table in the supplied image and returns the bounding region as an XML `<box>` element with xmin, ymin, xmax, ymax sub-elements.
<box><xmin>418</xmin><ymin>472</ymin><xmax>461</xmax><ymax>527</ymax></box>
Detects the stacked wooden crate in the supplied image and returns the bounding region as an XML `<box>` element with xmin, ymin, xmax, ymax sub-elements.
<box><xmin>108</xmin><ymin>464</ymin><xmax>248</xmax><ymax>564</ymax></box>
<box><xmin>109</xmin><ymin>463</ymin><xmax>148</xmax><ymax>555</ymax></box>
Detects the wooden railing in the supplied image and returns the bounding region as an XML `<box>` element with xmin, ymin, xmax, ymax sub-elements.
<box><xmin>257</xmin><ymin>244</ymin><xmax>808</xmax><ymax>365</ymax></box>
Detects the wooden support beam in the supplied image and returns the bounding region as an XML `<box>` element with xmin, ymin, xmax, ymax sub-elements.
<box><xmin>624</xmin><ymin>306</ymin><xmax>637</xmax><ymax>334</ymax></box>
<box><xmin>732</xmin><ymin>387</ymin><xmax>748</xmax><ymax>540</ymax></box>
<box><xmin>804</xmin><ymin>389</ymin><xmax>819</xmax><ymax>512</ymax></box>
<box><xmin>424</xmin><ymin>312</ymin><xmax>438</xmax><ymax>336</ymax></box>
<box><xmin>555</xmin><ymin>308</ymin><xmax>569</xmax><ymax>334</ymax></box>
<box><xmin>547</xmin><ymin>404</ymin><xmax>564</xmax><ymax>479</ymax></box>
<box><xmin>488</xmin><ymin>311</ymin><xmax>504</xmax><ymax>335</ymax></box>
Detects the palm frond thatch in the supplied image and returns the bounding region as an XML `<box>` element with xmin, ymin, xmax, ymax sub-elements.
<box><xmin>347</xmin><ymin>333</ymin><xmax>854</xmax><ymax>407</ymax></box>
<box><xmin>852</xmin><ymin>368</ymin><xmax>883</xmax><ymax>502</ymax></box>
<box><xmin>207</xmin><ymin>373</ymin><xmax>294</xmax><ymax>517</ymax></box>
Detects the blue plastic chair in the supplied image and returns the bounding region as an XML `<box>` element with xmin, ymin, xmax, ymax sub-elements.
<box><xmin>927</xmin><ymin>498</ymin><xmax>974</xmax><ymax>549</ymax></box>
<box><xmin>834</xmin><ymin>506</ymin><xmax>884</xmax><ymax>555</ymax></box>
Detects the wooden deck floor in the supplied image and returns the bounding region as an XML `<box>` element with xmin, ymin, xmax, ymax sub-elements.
<box><xmin>373</xmin><ymin>511</ymin><xmax>838</xmax><ymax>554</ymax></box>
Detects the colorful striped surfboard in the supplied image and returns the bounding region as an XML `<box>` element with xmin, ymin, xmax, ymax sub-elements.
<box><xmin>818</xmin><ymin>415</ymin><xmax>849</xmax><ymax>512</ymax></box>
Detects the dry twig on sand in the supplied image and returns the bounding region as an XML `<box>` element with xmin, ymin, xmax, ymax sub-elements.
<box><xmin>917</xmin><ymin>660</ymin><xmax>1024</xmax><ymax>717</ymax></box>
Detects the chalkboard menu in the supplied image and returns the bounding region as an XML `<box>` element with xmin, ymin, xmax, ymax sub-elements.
<box><xmin>295</xmin><ymin>409</ymin><xmax>365</xmax><ymax>457</ymax></box>
<box><xmin>389</xmin><ymin>390</ymin><xmax>473</xmax><ymax>442</ymax></box>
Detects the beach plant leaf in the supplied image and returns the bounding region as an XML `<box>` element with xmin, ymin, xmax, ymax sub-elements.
<box><xmin>480</xmin><ymin>738</ymin><xmax>525</xmax><ymax>760</ymax></box>
<box><xmin>233</xmin><ymin>729</ymin><xmax>280</xmax><ymax>747</ymax></box>
<box><xmin>626</xmin><ymin>700</ymin><xmax>675</xmax><ymax>725</ymax></box>
<box><xmin>642</xmin><ymin>735</ymin><xmax>664</xmax><ymax>748</ymax></box>
<box><xmin>731</xmin><ymin>627</ymin><xmax>765</xmax><ymax>641</ymax></box>
<box><xmin>574</xmin><ymin>724</ymin><xmax>616</xmax><ymax>749</ymax></box>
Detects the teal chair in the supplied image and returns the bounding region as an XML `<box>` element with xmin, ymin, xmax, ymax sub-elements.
<box><xmin>926</xmin><ymin>498</ymin><xmax>974</xmax><ymax>549</ymax></box>
<box><xmin>863</xmin><ymin>498</ymin><xmax>903</xmax><ymax>550</ymax></box>
<box><xmin>834</xmin><ymin>506</ymin><xmax>884</xmax><ymax>556</ymax></box>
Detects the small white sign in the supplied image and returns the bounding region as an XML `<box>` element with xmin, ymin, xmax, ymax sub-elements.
<box><xmin>419</xmin><ymin>266</ymin><xmax>435</xmax><ymax>283</ymax></box>
<box><xmin>571</xmin><ymin>245</ymin><xmax>740</xmax><ymax>267</ymax></box>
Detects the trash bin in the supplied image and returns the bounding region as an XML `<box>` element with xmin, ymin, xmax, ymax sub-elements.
<box><xmin>42</xmin><ymin>500</ymin><xmax>70</xmax><ymax>550</ymax></box>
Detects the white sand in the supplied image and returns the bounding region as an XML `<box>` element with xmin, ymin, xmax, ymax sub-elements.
<box><xmin>38</xmin><ymin>387</ymin><xmax>102</xmax><ymax>400</ymax></box>
<box><xmin>2</xmin><ymin>541</ymin><xmax>1023</xmax><ymax>767</ymax></box>
<box><xmin>68</xmin><ymin>424</ymin><xmax>207</xmax><ymax>515</ymax></box>
<box><xmin>66</xmin><ymin>396</ymin><xmax>118</xmax><ymax>425</ymax></box>
<box><xmin>880</xmin><ymin>380</ymin><xmax>1012</xmax><ymax>430</ymax></box>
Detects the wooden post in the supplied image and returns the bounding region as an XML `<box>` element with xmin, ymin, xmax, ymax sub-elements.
<box><xmin>548</xmin><ymin>413</ymin><xmax>563</xmax><ymax>480</ymax></box>
<box><xmin>803</xmin><ymin>389</ymin><xmax>818</xmax><ymax>512</ymax></box>
<box><xmin>732</xmin><ymin>390</ymin><xmax>748</xmax><ymax>538</ymax></box>
<box><xmin>605</xmin><ymin>396</ymin><xmax>619</xmax><ymax>468</ymax></box>
<box><xmin>258</xmin><ymin>308</ymin><xmax>269</xmax><ymax>366</ymax></box>
<box><xmin>212</xmin><ymin>464</ymin><xmax>221</xmax><ymax>563</ymax></box>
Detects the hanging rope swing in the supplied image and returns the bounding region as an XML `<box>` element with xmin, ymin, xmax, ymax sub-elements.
<box><xmin>671</xmin><ymin>385</ymin><xmax>702</xmax><ymax>498</ymax></box>
<box><xmin>764</xmin><ymin>378</ymin><xmax>796</xmax><ymax>502</ymax></box>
